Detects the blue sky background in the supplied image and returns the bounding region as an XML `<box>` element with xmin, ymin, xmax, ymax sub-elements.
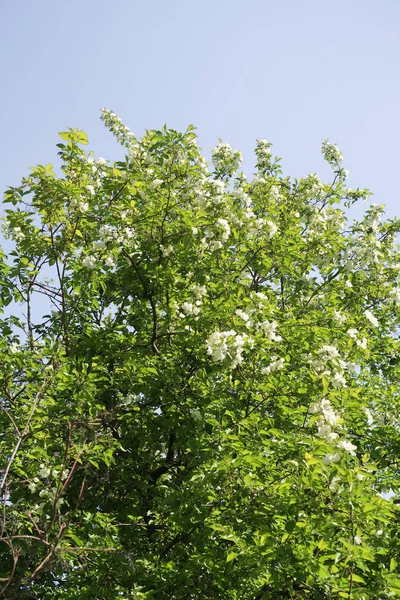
<box><xmin>1</xmin><ymin>0</ymin><xmax>399</xmax><ymax>220</ymax></box>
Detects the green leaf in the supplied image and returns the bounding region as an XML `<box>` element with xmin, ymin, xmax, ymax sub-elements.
<box><xmin>226</xmin><ymin>552</ymin><xmax>238</xmax><ymax>563</ymax></box>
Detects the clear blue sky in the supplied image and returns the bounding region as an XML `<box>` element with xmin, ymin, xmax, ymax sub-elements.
<box><xmin>1</xmin><ymin>0</ymin><xmax>400</xmax><ymax>219</ymax></box>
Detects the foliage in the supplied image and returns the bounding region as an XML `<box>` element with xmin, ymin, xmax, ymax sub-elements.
<box><xmin>1</xmin><ymin>111</ymin><xmax>400</xmax><ymax>598</ymax></box>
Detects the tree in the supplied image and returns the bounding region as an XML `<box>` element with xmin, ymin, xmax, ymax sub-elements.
<box><xmin>0</xmin><ymin>110</ymin><xmax>400</xmax><ymax>599</ymax></box>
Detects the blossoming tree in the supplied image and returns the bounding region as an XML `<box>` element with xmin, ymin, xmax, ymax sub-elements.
<box><xmin>1</xmin><ymin>110</ymin><xmax>400</xmax><ymax>598</ymax></box>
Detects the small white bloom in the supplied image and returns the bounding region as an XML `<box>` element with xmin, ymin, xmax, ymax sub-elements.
<box><xmin>347</xmin><ymin>328</ymin><xmax>358</xmax><ymax>339</ymax></box>
<box><xmin>82</xmin><ymin>255</ymin><xmax>96</xmax><ymax>269</ymax></box>
<box><xmin>266</xmin><ymin>220</ymin><xmax>278</xmax><ymax>237</ymax></box>
<box><xmin>191</xmin><ymin>410</ymin><xmax>202</xmax><ymax>421</ymax></box>
<box><xmin>333</xmin><ymin>310</ymin><xmax>346</xmax><ymax>325</ymax></box>
<box><xmin>38</xmin><ymin>465</ymin><xmax>51</xmax><ymax>478</ymax></box>
<box><xmin>235</xmin><ymin>309</ymin><xmax>251</xmax><ymax>326</ymax></box>
<box><xmin>97</xmin><ymin>157</ymin><xmax>107</xmax><ymax>165</ymax></box>
<box><xmin>354</xmin><ymin>535</ymin><xmax>362</xmax><ymax>545</ymax></box>
<box><xmin>259</xmin><ymin>320</ymin><xmax>282</xmax><ymax>342</ymax></box>
<box><xmin>337</xmin><ymin>440</ymin><xmax>357</xmax><ymax>455</ymax></box>
<box><xmin>364</xmin><ymin>309</ymin><xmax>379</xmax><ymax>328</ymax></box>
<box><xmin>105</xmin><ymin>256</ymin><xmax>115</xmax><ymax>267</ymax></box>
<box><xmin>363</xmin><ymin>407</ymin><xmax>373</xmax><ymax>426</ymax></box>
<box><xmin>331</xmin><ymin>372</ymin><xmax>346</xmax><ymax>389</ymax></box>
<box><xmin>323</xmin><ymin>453</ymin><xmax>341</xmax><ymax>465</ymax></box>
<box><xmin>217</xmin><ymin>218</ymin><xmax>231</xmax><ymax>242</ymax></box>
<box><xmin>161</xmin><ymin>244</ymin><xmax>173</xmax><ymax>257</ymax></box>
<box><xmin>356</xmin><ymin>337</ymin><xmax>368</xmax><ymax>350</ymax></box>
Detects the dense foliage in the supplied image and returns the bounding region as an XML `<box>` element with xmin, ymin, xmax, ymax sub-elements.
<box><xmin>1</xmin><ymin>111</ymin><xmax>400</xmax><ymax>598</ymax></box>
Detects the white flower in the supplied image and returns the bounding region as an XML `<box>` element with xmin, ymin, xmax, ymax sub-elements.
<box><xmin>181</xmin><ymin>302</ymin><xmax>200</xmax><ymax>316</ymax></box>
<box><xmin>329</xmin><ymin>475</ymin><xmax>341</xmax><ymax>490</ymax></box>
<box><xmin>211</xmin><ymin>142</ymin><xmax>242</xmax><ymax>175</ymax></box>
<box><xmin>150</xmin><ymin>178</ymin><xmax>163</xmax><ymax>189</ymax></box>
<box><xmin>38</xmin><ymin>465</ymin><xmax>51</xmax><ymax>478</ymax></box>
<box><xmin>87</xmin><ymin>185</ymin><xmax>95</xmax><ymax>195</ymax></box>
<box><xmin>320</xmin><ymin>345</ymin><xmax>339</xmax><ymax>360</ymax></box>
<box><xmin>191</xmin><ymin>410</ymin><xmax>202</xmax><ymax>421</ymax></box>
<box><xmin>82</xmin><ymin>255</ymin><xmax>96</xmax><ymax>269</ymax></box>
<box><xmin>363</xmin><ymin>407</ymin><xmax>373</xmax><ymax>426</ymax></box>
<box><xmin>347</xmin><ymin>328</ymin><xmax>358</xmax><ymax>339</ymax></box>
<box><xmin>337</xmin><ymin>440</ymin><xmax>357</xmax><ymax>455</ymax></box>
<box><xmin>266</xmin><ymin>220</ymin><xmax>278</xmax><ymax>237</ymax></box>
<box><xmin>161</xmin><ymin>244</ymin><xmax>173</xmax><ymax>257</ymax></box>
<box><xmin>345</xmin><ymin>280</ymin><xmax>353</xmax><ymax>288</ymax></box>
<box><xmin>309</xmin><ymin>402</ymin><xmax>320</xmax><ymax>414</ymax></box>
<box><xmin>97</xmin><ymin>157</ymin><xmax>107</xmax><ymax>165</ymax></box>
<box><xmin>269</xmin><ymin>186</ymin><xmax>282</xmax><ymax>201</ymax></box>
<box><xmin>192</xmin><ymin>227</ymin><xmax>198</xmax><ymax>235</ymax></box>
<box><xmin>209</xmin><ymin>240</ymin><xmax>223</xmax><ymax>251</ymax></box>
<box><xmin>354</xmin><ymin>535</ymin><xmax>362</xmax><ymax>545</ymax></box>
<box><xmin>259</xmin><ymin>320</ymin><xmax>282</xmax><ymax>341</ymax></box>
<box><xmin>262</xmin><ymin>356</ymin><xmax>285</xmax><ymax>375</ymax></box>
<box><xmin>192</xmin><ymin>285</ymin><xmax>207</xmax><ymax>299</ymax></box>
<box><xmin>9</xmin><ymin>343</ymin><xmax>19</xmax><ymax>354</ymax></box>
<box><xmin>12</xmin><ymin>226</ymin><xmax>25</xmax><ymax>241</ymax></box>
<box><xmin>206</xmin><ymin>330</ymin><xmax>252</xmax><ymax>369</ymax></box>
<box><xmin>376</xmin><ymin>529</ymin><xmax>383</xmax><ymax>536</ymax></box>
<box><xmin>356</xmin><ymin>337</ymin><xmax>368</xmax><ymax>350</ymax></box>
<box><xmin>321</xmin><ymin>139</ymin><xmax>344</xmax><ymax>165</ymax></box>
<box><xmin>235</xmin><ymin>309</ymin><xmax>252</xmax><ymax>327</ymax></box>
<box><xmin>317</xmin><ymin>424</ymin><xmax>339</xmax><ymax>443</ymax></box>
<box><xmin>390</xmin><ymin>288</ymin><xmax>400</xmax><ymax>304</ymax></box>
<box><xmin>105</xmin><ymin>256</ymin><xmax>115</xmax><ymax>267</ymax></box>
<box><xmin>323</xmin><ymin>453</ymin><xmax>341</xmax><ymax>465</ymax></box>
<box><xmin>333</xmin><ymin>311</ymin><xmax>347</xmax><ymax>325</ymax></box>
<box><xmin>331</xmin><ymin>372</ymin><xmax>346</xmax><ymax>389</ymax></box>
<box><xmin>217</xmin><ymin>218</ymin><xmax>231</xmax><ymax>242</ymax></box>
<box><xmin>364</xmin><ymin>309</ymin><xmax>379</xmax><ymax>328</ymax></box>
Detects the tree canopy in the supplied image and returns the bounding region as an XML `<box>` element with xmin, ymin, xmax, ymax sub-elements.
<box><xmin>1</xmin><ymin>111</ymin><xmax>400</xmax><ymax>598</ymax></box>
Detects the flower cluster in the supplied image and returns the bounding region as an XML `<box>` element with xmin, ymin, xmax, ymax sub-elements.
<box><xmin>364</xmin><ymin>309</ymin><xmax>379</xmax><ymax>328</ymax></box>
<box><xmin>261</xmin><ymin>355</ymin><xmax>285</xmax><ymax>375</ymax></box>
<box><xmin>309</xmin><ymin>345</ymin><xmax>348</xmax><ymax>389</ymax></box>
<box><xmin>333</xmin><ymin>310</ymin><xmax>347</xmax><ymax>325</ymax></box>
<box><xmin>70</xmin><ymin>198</ymin><xmax>89</xmax><ymax>212</ymax></box>
<box><xmin>101</xmin><ymin>108</ymin><xmax>136</xmax><ymax>147</ymax></box>
<box><xmin>235</xmin><ymin>309</ymin><xmax>253</xmax><ymax>328</ymax></box>
<box><xmin>321</xmin><ymin>139</ymin><xmax>343</xmax><ymax>166</ymax></box>
<box><xmin>206</xmin><ymin>330</ymin><xmax>253</xmax><ymax>368</ymax></box>
<box><xmin>1</xmin><ymin>220</ymin><xmax>25</xmax><ymax>242</ymax></box>
<box><xmin>178</xmin><ymin>284</ymin><xmax>207</xmax><ymax>319</ymax></box>
<box><xmin>258</xmin><ymin>320</ymin><xmax>282</xmax><ymax>342</ymax></box>
<box><xmin>302</xmin><ymin>174</ymin><xmax>324</xmax><ymax>199</ymax></box>
<box><xmin>82</xmin><ymin>255</ymin><xmax>96</xmax><ymax>269</ymax></box>
<box><xmin>255</xmin><ymin>138</ymin><xmax>272</xmax><ymax>170</ymax></box>
<box><xmin>309</xmin><ymin>399</ymin><xmax>357</xmax><ymax>463</ymax></box>
<box><xmin>347</xmin><ymin>328</ymin><xmax>368</xmax><ymax>350</ymax></box>
<box><xmin>211</xmin><ymin>142</ymin><xmax>242</xmax><ymax>176</ymax></box>
<box><xmin>201</xmin><ymin>217</ymin><xmax>232</xmax><ymax>251</ymax></box>
<box><xmin>217</xmin><ymin>218</ymin><xmax>231</xmax><ymax>242</ymax></box>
